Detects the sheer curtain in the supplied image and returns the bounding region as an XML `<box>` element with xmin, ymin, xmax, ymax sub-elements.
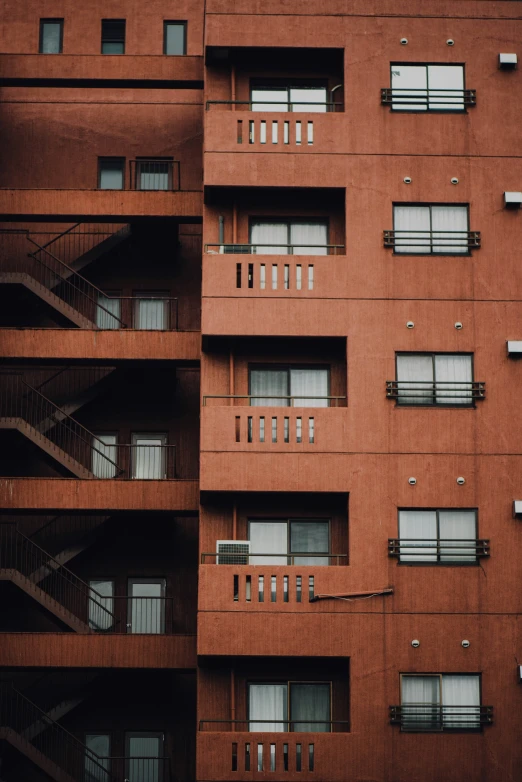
<box><xmin>391</xmin><ymin>65</ymin><xmax>427</xmax><ymax>111</ymax></box>
<box><xmin>132</xmin><ymin>435</ymin><xmax>166</xmax><ymax>479</ymax></box>
<box><xmin>398</xmin><ymin>510</ymin><xmax>437</xmax><ymax>562</ymax></box>
<box><xmin>135</xmin><ymin>298</ymin><xmax>167</xmax><ymax>330</ymax></box>
<box><xmin>396</xmin><ymin>355</ymin><xmax>434</xmax><ymax>404</ymax></box>
<box><xmin>92</xmin><ymin>434</ymin><xmax>117</xmax><ymax>479</ymax></box>
<box><xmin>250</xmin><ymin>369</ymin><xmax>288</xmax><ymax>406</ymax></box>
<box><xmin>128</xmin><ymin>581</ymin><xmax>164</xmax><ymax>634</ymax></box>
<box><xmin>289</xmin><ymin>88</ymin><xmax>327</xmax><ymax>113</ymax></box>
<box><xmin>439</xmin><ymin>510</ymin><xmax>476</xmax><ymax>562</ymax></box>
<box><xmin>290</xmin><ymin>521</ymin><xmax>329</xmax><ymax>565</ymax></box>
<box><xmin>96</xmin><ymin>295</ymin><xmax>121</xmax><ymax>329</ymax></box>
<box><xmin>249</xmin><ymin>683</ymin><xmax>287</xmax><ymax>731</ymax></box>
<box><xmin>434</xmin><ymin>354</ymin><xmax>472</xmax><ymax>404</ymax></box>
<box><xmin>428</xmin><ymin>65</ymin><xmax>464</xmax><ymax>111</ymax></box>
<box><xmin>251</xmin><ymin>222</ymin><xmax>288</xmax><ymax>254</ymax></box>
<box><xmin>290</xmin><ymin>684</ymin><xmax>330</xmax><ymax>732</ymax></box>
<box><xmin>88</xmin><ymin>580</ymin><xmax>114</xmax><ymax>631</ymax></box>
<box><xmin>290</xmin><ymin>369</ymin><xmax>329</xmax><ymax>407</ymax></box>
<box><xmin>442</xmin><ymin>675</ymin><xmax>480</xmax><ymax>728</ymax></box>
<box><xmin>431</xmin><ymin>205</ymin><xmax>468</xmax><ymax>253</ymax></box>
<box><xmin>393</xmin><ymin>206</ymin><xmax>431</xmax><ymax>253</ymax></box>
<box><xmin>251</xmin><ymin>89</ymin><xmax>289</xmax><ymax>112</ymax></box>
<box><xmin>401</xmin><ymin>675</ymin><xmax>440</xmax><ymax>730</ymax></box>
<box><xmin>249</xmin><ymin>521</ymin><xmax>287</xmax><ymax>564</ymax></box>
<box><xmin>290</xmin><ymin>223</ymin><xmax>328</xmax><ymax>255</ymax></box>
<box><xmin>127</xmin><ymin>735</ymin><xmax>161</xmax><ymax>782</ymax></box>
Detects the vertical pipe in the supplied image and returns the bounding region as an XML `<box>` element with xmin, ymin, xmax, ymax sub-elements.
<box><xmin>232</xmin><ymin>202</ymin><xmax>238</xmax><ymax>244</ymax></box>
<box><xmin>232</xmin><ymin>502</ymin><xmax>237</xmax><ymax>540</ymax></box>
<box><xmin>229</xmin><ymin>350</ymin><xmax>235</xmax><ymax>406</ymax></box>
<box><xmin>230</xmin><ymin>668</ymin><xmax>236</xmax><ymax>727</ymax></box>
<box><xmin>231</xmin><ymin>64</ymin><xmax>236</xmax><ymax>111</ymax></box>
<box><xmin>218</xmin><ymin>215</ymin><xmax>225</xmax><ymax>244</ymax></box>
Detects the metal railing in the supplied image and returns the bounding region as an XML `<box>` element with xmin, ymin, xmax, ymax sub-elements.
<box><xmin>386</xmin><ymin>380</ymin><xmax>486</xmax><ymax>404</ymax></box>
<box><xmin>383</xmin><ymin>230</ymin><xmax>481</xmax><ymax>253</ymax></box>
<box><xmin>29</xmin><ymin>514</ymin><xmax>110</xmax><ymax>557</ymax></box>
<box><xmin>91</xmin><ymin>444</ymin><xmax>177</xmax><ymax>480</ymax></box>
<box><xmin>199</xmin><ymin>719</ymin><xmax>349</xmax><ymax>733</ymax></box>
<box><xmin>201</xmin><ymin>552</ymin><xmax>347</xmax><ymax>565</ymax></box>
<box><xmin>89</xmin><ymin>596</ymin><xmax>176</xmax><ymax>634</ymax></box>
<box><xmin>206</xmin><ymin>100</ymin><xmax>344</xmax><ymax>112</ymax></box>
<box><xmin>388</xmin><ymin>538</ymin><xmax>490</xmax><ymax>562</ymax></box>
<box><xmin>389</xmin><ymin>704</ymin><xmax>493</xmax><ymax>731</ymax></box>
<box><xmin>203</xmin><ymin>395</ymin><xmax>346</xmax><ymax>407</ymax></box>
<box><xmin>30</xmin><ymin>223</ymin><xmax>130</xmax><ymax>271</ymax></box>
<box><xmin>0</xmin><ymin>524</ymin><xmax>115</xmax><ymax>631</ymax></box>
<box><xmin>381</xmin><ymin>88</ymin><xmax>476</xmax><ymax>109</ymax></box>
<box><xmin>0</xmin><ymin>373</ymin><xmax>123</xmax><ymax>477</ymax></box>
<box><xmin>205</xmin><ymin>243</ymin><xmax>345</xmax><ymax>256</ymax></box>
<box><xmin>85</xmin><ymin>755</ymin><xmax>171</xmax><ymax>782</ymax></box>
<box><xmin>31</xmin><ymin>366</ymin><xmax>114</xmax><ymax>405</ymax></box>
<box><xmin>129</xmin><ymin>159</ymin><xmax>180</xmax><ymax>191</ymax></box>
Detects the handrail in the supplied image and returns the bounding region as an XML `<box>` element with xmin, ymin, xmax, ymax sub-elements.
<box><xmin>199</xmin><ymin>719</ymin><xmax>349</xmax><ymax>730</ymax></box>
<box><xmin>201</xmin><ymin>552</ymin><xmax>347</xmax><ymax>564</ymax></box>
<box><xmin>388</xmin><ymin>538</ymin><xmax>490</xmax><ymax>560</ymax></box>
<box><xmin>386</xmin><ymin>380</ymin><xmax>485</xmax><ymax>402</ymax></box>
<box><xmin>389</xmin><ymin>704</ymin><xmax>493</xmax><ymax>729</ymax></box>
<box><xmin>206</xmin><ymin>99</ymin><xmax>344</xmax><ymax>111</ymax></box>
<box><xmin>383</xmin><ymin>230</ymin><xmax>481</xmax><ymax>252</ymax></box>
<box><xmin>203</xmin><ymin>395</ymin><xmax>346</xmax><ymax>407</ymax></box>
<box><xmin>381</xmin><ymin>87</ymin><xmax>476</xmax><ymax>108</ymax></box>
<box><xmin>205</xmin><ymin>243</ymin><xmax>345</xmax><ymax>256</ymax></box>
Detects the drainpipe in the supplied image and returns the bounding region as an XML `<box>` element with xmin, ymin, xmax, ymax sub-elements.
<box><xmin>218</xmin><ymin>215</ymin><xmax>224</xmax><ymax>244</ymax></box>
<box><xmin>231</xmin><ymin>64</ymin><xmax>236</xmax><ymax>111</ymax></box>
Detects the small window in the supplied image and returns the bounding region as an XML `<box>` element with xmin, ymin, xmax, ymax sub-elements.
<box><xmin>395</xmin><ymin>353</ymin><xmax>474</xmax><ymax>406</ymax></box>
<box><xmin>39</xmin><ymin>19</ymin><xmax>63</xmax><ymax>53</ymax></box>
<box><xmin>96</xmin><ymin>292</ymin><xmax>122</xmax><ymax>329</ymax></box>
<box><xmin>125</xmin><ymin>732</ymin><xmax>164</xmax><ymax>781</ymax></box>
<box><xmin>392</xmin><ymin>204</ymin><xmax>470</xmax><ymax>254</ymax></box>
<box><xmin>131</xmin><ymin>433</ymin><xmax>167</xmax><ymax>479</ymax></box>
<box><xmin>250</xmin><ymin>219</ymin><xmax>328</xmax><ymax>255</ymax></box>
<box><xmin>249</xmin><ymin>519</ymin><xmax>330</xmax><ymax>565</ymax></box>
<box><xmin>101</xmin><ymin>19</ymin><xmax>125</xmax><ymax>54</ymax></box>
<box><xmin>248</xmin><ymin>682</ymin><xmax>331</xmax><ymax>732</ymax></box>
<box><xmin>249</xmin><ymin>366</ymin><xmax>330</xmax><ymax>407</ymax></box>
<box><xmin>400</xmin><ymin>674</ymin><xmax>481</xmax><ymax>731</ymax></box>
<box><xmin>397</xmin><ymin>509</ymin><xmax>478</xmax><ymax>563</ymax></box>
<box><xmin>134</xmin><ymin>158</ymin><xmax>173</xmax><ymax>191</ymax></box>
<box><xmin>390</xmin><ymin>64</ymin><xmax>465</xmax><ymax>111</ymax></box>
<box><xmin>164</xmin><ymin>22</ymin><xmax>187</xmax><ymax>55</ymax></box>
<box><xmin>98</xmin><ymin>158</ymin><xmax>125</xmax><ymax>190</ymax></box>
<box><xmin>92</xmin><ymin>433</ymin><xmax>118</xmax><ymax>478</ymax></box>
<box><xmin>85</xmin><ymin>733</ymin><xmax>111</xmax><ymax>781</ymax></box>
<box><xmin>88</xmin><ymin>580</ymin><xmax>114</xmax><ymax>631</ymax></box>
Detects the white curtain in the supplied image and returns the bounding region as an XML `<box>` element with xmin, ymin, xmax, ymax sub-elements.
<box><xmin>431</xmin><ymin>205</ymin><xmax>468</xmax><ymax>254</ymax></box>
<box><xmin>439</xmin><ymin>510</ymin><xmax>476</xmax><ymax>562</ymax></box>
<box><xmin>393</xmin><ymin>206</ymin><xmax>431</xmax><ymax>253</ymax></box>
<box><xmin>135</xmin><ymin>298</ymin><xmax>167</xmax><ymax>330</ymax></box>
<box><xmin>249</xmin><ymin>684</ymin><xmax>287</xmax><ymax>732</ymax></box>
<box><xmin>391</xmin><ymin>65</ymin><xmax>427</xmax><ymax>111</ymax></box>
<box><xmin>251</xmin><ymin>222</ymin><xmax>288</xmax><ymax>254</ymax></box>
<box><xmin>132</xmin><ymin>435</ymin><xmax>166</xmax><ymax>479</ymax></box>
<box><xmin>428</xmin><ymin>65</ymin><xmax>464</xmax><ymax>110</ymax></box>
<box><xmin>290</xmin><ymin>521</ymin><xmax>329</xmax><ymax>565</ymax></box>
<box><xmin>290</xmin><ymin>684</ymin><xmax>330</xmax><ymax>732</ymax></box>
<box><xmin>96</xmin><ymin>295</ymin><xmax>121</xmax><ymax>329</ymax></box>
<box><xmin>249</xmin><ymin>521</ymin><xmax>287</xmax><ymax>564</ymax></box>
<box><xmin>128</xmin><ymin>581</ymin><xmax>164</xmax><ymax>634</ymax></box>
<box><xmin>251</xmin><ymin>89</ymin><xmax>289</xmax><ymax>112</ymax></box>
<box><xmin>289</xmin><ymin>88</ymin><xmax>327</xmax><ymax>113</ymax></box>
<box><xmin>401</xmin><ymin>675</ymin><xmax>441</xmax><ymax>730</ymax></box>
<box><xmin>290</xmin><ymin>369</ymin><xmax>328</xmax><ymax>407</ymax></box>
<box><xmin>92</xmin><ymin>434</ymin><xmax>117</xmax><ymax>479</ymax></box>
<box><xmin>396</xmin><ymin>355</ymin><xmax>434</xmax><ymax>404</ymax></box>
<box><xmin>442</xmin><ymin>675</ymin><xmax>480</xmax><ymax>728</ymax></box>
<box><xmin>250</xmin><ymin>369</ymin><xmax>288</xmax><ymax>406</ymax></box>
<box><xmin>434</xmin><ymin>354</ymin><xmax>472</xmax><ymax>404</ymax></box>
<box><xmin>290</xmin><ymin>223</ymin><xmax>328</xmax><ymax>255</ymax></box>
<box><xmin>88</xmin><ymin>580</ymin><xmax>114</xmax><ymax>631</ymax></box>
<box><xmin>85</xmin><ymin>734</ymin><xmax>110</xmax><ymax>782</ymax></box>
<box><xmin>127</xmin><ymin>735</ymin><xmax>161</xmax><ymax>782</ymax></box>
<box><xmin>398</xmin><ymin>510</ymin><xmax>437</xmax><ymax>562</ymax></box>
<box><xmin>139</xmin><ymin>162</ymin><xmax>169</xmax><ymax>191</ymax></box>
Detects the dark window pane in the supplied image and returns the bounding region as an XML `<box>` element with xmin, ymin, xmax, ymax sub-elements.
<box><xmin>102</xmin><ymin>19</ymin><xmax>125</xmax><ymax>54</ymax></box>
<box><xmin>290</xmin><ymin>684</ymin><xmax>330</xmax><ymax>732</ymax></box>
<box><xmin>290</xmin><ymin>521</ymin><xmax>329</xmax><ymax>565</ymax></box>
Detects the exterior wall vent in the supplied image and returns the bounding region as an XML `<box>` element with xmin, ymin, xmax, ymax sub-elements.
<box><xmin>216</xmin><ymin>540</ymin><xmax>250</xmax><ymax>564</ymax></box>
<box><xmin>499</xmin><ymin>53</ymin><xmax>517</xmax><ymax>69</ymax></box>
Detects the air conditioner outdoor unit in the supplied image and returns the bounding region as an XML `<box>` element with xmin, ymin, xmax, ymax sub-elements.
<box><xmin>519</xmin><ymin>665</ymin><xmax>522</xmax><ymax>683</ymax></box>
<box><xmin>504</xmin><ymin>192</ymin><xmax>522</xmax><ymax>209</ymax></box>
<box><xmin>216</xmin><ymin>540</ymin><xmax>250</xmax><ymax>565</ymax></box>
<box><xmin>513</xmin><ymin>501</ymin><xmax>522</xmax><ymax>519</ymax></box>
<box><xmin>499</xmin><ymin>53</ymin><xmax>517</xmax><ymax>69</ymax></box>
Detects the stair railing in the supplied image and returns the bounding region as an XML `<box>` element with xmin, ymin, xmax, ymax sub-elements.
<box><xmin>30</xmin><ymin>514</ymin><xmax>110</xmax><ymax>556</ymax></box>
<box><xmin>31</xmin><ymin>222</ymin><xmax>129</xmax><ymax>270</ymax></box>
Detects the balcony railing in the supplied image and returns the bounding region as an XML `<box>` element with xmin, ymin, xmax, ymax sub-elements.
<box><xmin>383</xmin><ymin>229</ymin><xmax>481</xmax><ymax>253</ymax></box>
<box><xmin>203</xmin><ymin>395</ymin><xmax>346</xmax><ymax>407</ymax></box>
<box><xmin>389</xmin><ymin>704</ymin><xmax>493</xmax><ymax>731</ymax></box>
<box><xmin>206</xmin><ymin>100</ymin><xmax>344</xmax><ymax>112</ymax></box>
<box><xmin>129</xmin><ymin>159</ymin><xmax>180</xmax><ymax>191</ymax></box>
<box><xmin>89</xmin><ymin>595</ymin><xmax>176</xmax><ymax>634</ymax></box>
<box><xmin>386</xmin><ymin>380</ymin><xmax>486</xmax><ymax>405</ymax></box>
<box><xmin>388</xmin><ymin>538</ymin><xmax>490</xmax><ymax>563</ymax></box>
<box><xmin>201</xmin><ymin>553</ymin><xmax>347</xmax><ymax>565</ymax></box>
<box><xmin>381</xmin><ymin>87</ymin><xmax>476</xmax><ymax>110</ymax></box>
<box><xmin>205</xmin><ymin>243</ymin><xmax>345</xmax><ymax>256</ymax></box>
<box><xmin>85</xmin><ymin>754</ymin><xmax>171</xmax><ymax>782</ymax></box>
<box><xmin>91</xmin><ymin>444</ymin><xmax>177</xmax><ymax>479</ymax></box>
<box><xmin>199</xmin><ymin>719</ymin><xmax>349</xmax><ymax>732</ymax></box>
<box><xmin>96</xmin><ymin>296</ymin><xmax>179</xmax><ymax>330</ymax></box>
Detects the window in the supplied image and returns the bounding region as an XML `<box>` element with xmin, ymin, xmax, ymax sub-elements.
<box><xmin>392</xmin><ymin>204</ymin><xmax>469</xmax><ymax>254</ymax></box>
<box><xmin>131</xmin><ymin>433</ymin><xmax>167</xmax><ymax>479</ymax></box>
<box><xmin>249</xmin><ymin>366</ymin><xmax>329</xmax><ymax>407</ymax></box>
<box><xmin>39</xmin><ymin>19</ymin><xmax>63</xmax><ymax>53</ymax></box>
<box><xmin>251</xmin><ymin>82</ymin><xmax>328</xmax><ymax>112</ymax></box>
<box><xmin>248</xmin><ymin>682</ymin><xmax>331</xmax><ymax>732</ymax></box>
<box><xmin>395</xmin><ymin>353</ymin><xmax>474</xmax><ymax>406</ymax></box>
<box><xmin>250</xmin><ymin>219</ymin><xmax>328</xmax><ymax>255</ymax></box>
<box><xmin>390</xmin><ymin>64</ymin><xmax>465</xmax><ymax>111</ymax></box>
<box><xmin>400</xmin><ymin>674</ymin><xmax>481</xmax><ymax>731</ymax></box>
<box><xmin>125</xmin><ymin>732</ymin><xmax>163</xmax><ymax>782</ymax></box>
<box><xmin>133</xmin><ymin>292</ymin><xmax>169</xmax><ymax>330</ymax></box>
<box><xmin>96</xmin><ymin>293</ymin><xmax>121</xmax><ymax>329</ymax></box>
<box><xmin>397</xmin><ymin>510</ymin><xmax>478</xmax><ymax>563</ymax></box>
<box><xmin>101</xmin><ymin>19</ymin><xmax>125</xmax><ymax>54</ymax></box>
<box><xmin>134</xmin><ymin>159</ymin><xmax>173</xmax><ymax>191</ymax></box>
<box><xmin>88</xmin><ymin>580</ymin><xmax>114</xmax><ymax>631</ymax></box>
<box><xmin>92</xmin><ymin>434</ymin><xmax>118</xmax><ymax>478</ymax></box>
<box><xmin>127</xmin><ymin>578</ymin><xmax>166</xmax><ymax>634</ymax></box>
<box><xmin>164</xmin><ymin>22</ymin><xmax>186</xmax><ymax>55</ymax></box>
<box><xmin>85</xmin><ymin>734</ymin><xmax>111</xmax><ymax>782</ymax></box>
<box><xmin>249</xmin><ymin>519</ymin><xmax>330</xmax><ymax>565</ymax></box>
<box><xmin>98</xmin><ymin>158</ymin><xmax>125</xmax><ymax>190</ymax></box>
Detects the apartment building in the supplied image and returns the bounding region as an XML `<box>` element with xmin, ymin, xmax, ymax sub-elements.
<box><xmin>0</xmin><ymin>1</ymin><xmax>521</xmax><ymax>781</ymax></box>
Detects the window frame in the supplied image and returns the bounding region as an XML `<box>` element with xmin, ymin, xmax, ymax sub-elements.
<box><xmin>248</xmin><ymin>517</ymin><xmax>331</xmax><ymax>564</ymax></box>
<box><xmin>98</xmin><ymin>157</ymin><xmax>125</xmax><ymax>190</ymax></box>
<box><xmin>250</xmin><ymin>79</ymin><xmax>329</xmax><ymax>112</ymax></box>
<box><xmin>397</xmin><ymin>508</ymin><xmax>479</xmax><ymax>565</ymax></box>
<box><xmin>163</xmin><ymin>21</ymin><xmax>187</xmax><ymax>55</ymax></box>
<box><xmin>389</xmin><ymin>63</ymin><xmax>467</xmax><ymax>113</ymax></box>
<box><xmin>101</xmin><ymin>19</ymin><xmax>126</xmax><ymax>55</ymax></box>
<box><xmin>124</xmin><ymin>731</ymin><xmax>164</xmax><ymax>780</ymax></box>
<box><xmin>399</xmin><ymin>673</ymin><xmax>483</xmax><ymax>732</ymax></box>
<box><xmin>247</xmin><ymin>680</ymin><xmax>333</xmax><ymax>732</ymax></box>
<box><xmin>248</xmin><ymin>217</ymin><xmax>329</xmax><ymax>255</ymax></box>
<box><xmin>248</xmin><ymin>363</ymin><xmax>331</xmax><ymax>407</ymax></box>
<box><xmin>39</xmin><ymin>18</ymin><xmax>64</xmax><ymax>54</ymax></box>
<box><xmin>88</xmin><ymin>578</ymin><xmax>115</xmax><ymax>631</ymax></box>
<box><xmin>392</xmin><ymin>203</ymin><xmax>471</xmax><ymax>256</ymax></box>
<box><xmin>130</xmin><ymin>432</ymin><xmax>168</xmax><ymax>479</ymax></box>
<box><xmin>394</xmin><ymin>352</ymin><xmax>475</xmax><ymax>407</ymax></box>
<box><xmin>127</xmin><ymin>577</ymin><xmax>166</xmax><ymax>634</ymax></box>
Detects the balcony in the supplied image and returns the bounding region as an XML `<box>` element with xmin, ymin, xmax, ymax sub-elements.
<box><xmin>389</xmin><ymin>704</ymin><xmax>493</xmax><ymax>732</ymax></box>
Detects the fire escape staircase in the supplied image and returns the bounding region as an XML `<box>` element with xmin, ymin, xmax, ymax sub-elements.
<box><xmin>0</xmin><ymin>223</ymin><xmax>130</xmax><ymax>329</ymax></box>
